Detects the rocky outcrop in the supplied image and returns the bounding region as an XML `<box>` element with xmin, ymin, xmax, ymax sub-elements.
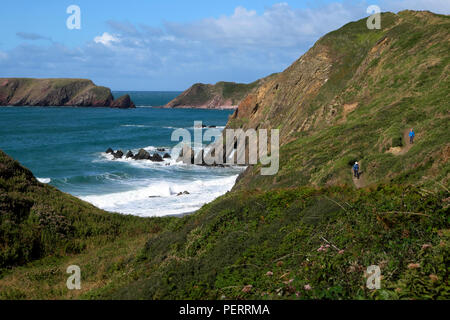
<box><xmin>107</xmin><ymin>147</ymin><xmax>166</xmax><ymax>162</ymax></box>
<box><xmin>133</xmin><ymin>149</ymin><xmax>152</xmax><ymax>160</ymax></box>
<box><xmin>0</xmin><ymin>78</ymin><xmax>135</xmax><ymax>108</ymax></box>
<box><xmin>151</xmin><ymin>153</ymin><xmax>164</xmax><ymax>162</ymax></box>
<box><xmin>163</xmin><ymin>76</ymin><xmax>277</xmax><ymax>110</ymax></box>
<box><xmin>110</xmin><ymin>94</ymin><xmax>136</xmax><ymax>109</ymax></box>
<box><xmin>113</xmin><ymin>150</ymin><xmax>124</xmax><ymax>159</ymax></box>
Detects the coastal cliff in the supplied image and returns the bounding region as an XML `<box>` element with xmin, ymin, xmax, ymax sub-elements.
<box><xmin>0</xmin><ymin>78</ymin><xmax>135</xmax><ymax>108</ymax></box>
<box><xmin>0</xmin><ymin>11</ymin><xmax>448</xmax><ymax>301</ymax></box>
<box><xmin>227</xmin><ymin>10</ymin><xmax>449</xmax><ymax>190</ymax></box>
<box><xmin>163</xmin><ymin>76</ymin><xmax>277</xmax><ymax>109</ymax></box>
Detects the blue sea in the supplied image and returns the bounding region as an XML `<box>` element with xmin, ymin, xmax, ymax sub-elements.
<box><xmin>0</xmin><ymin>92</ymin><xmax>242</xmax><ymax>217</ymax></box>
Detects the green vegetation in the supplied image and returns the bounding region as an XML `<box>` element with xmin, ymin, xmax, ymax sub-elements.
<box><xmin>2</xmin><ymin>175</ymin><xmax>447</xmax><ymax>299</ymax></box>
<box><xmin>0</xmin><ymin>150</ymin><xmax>173</xmax><ymax>299</ymax></box>
<box><xmin>220</xmin><ymin>81</ymin><xmax>260</xmax><ymax>103</ymax></box>
<box><xmin>0</xmin><ymin>11</ymin><xmax>449</xmax><ymax>300</ymax></box>
<box><xmin>165</xmin><ymin>73</ymin><xmax>278</xmax><ymax>108</ymax></box>
<box><xmin>107</xmin><ymin>185</ymin><xmax>448</xmax><ymax>300</ymax></box>
<box><xmin>165</xmin><ymin>81</ymin><xmax>256</xmax><ymax>108</ymax></box>
<box><xmin>231</xmin><ymin>11</ymin><xmax>449</xmax><ymax>190</ymax></box>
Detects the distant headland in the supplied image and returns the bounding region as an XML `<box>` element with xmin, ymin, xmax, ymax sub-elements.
<box><xmin>163</xmin><ymin>74</ymin><xmax>278</xmax><ymax>110</ymax></box>
<box><xmin>0</xmin><ymin>78</ymin><xmax>135</xmax><ymax>108</ymax></box>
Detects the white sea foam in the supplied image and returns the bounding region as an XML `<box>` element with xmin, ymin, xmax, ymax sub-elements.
<box><xmin>37</xmin><ymin>177</ymin><xmax>51</xmax><ymax>184</ymax></box>
<box><xmin>86</xmin><ymin>148</ymin><xmax>244</xmax><ymax>216</ymax></box>
<box><xmin>80</xmin><ymin>175</ymin><xmax>238</xmax><ymax>217</ymax></box>
<box><xmin>163</xmin><ymin>126</ymin><xmax>225</xmax><ymax>130</ymax></box>
<box><xmin>98</xmin><ymin>151</ymin><xmax>185</xmax><ymax>169</ymax></box>
<box><xmin>121</xmin><ymin>124</ymin><xmax>151</xmax><ymax>128</ymax></box>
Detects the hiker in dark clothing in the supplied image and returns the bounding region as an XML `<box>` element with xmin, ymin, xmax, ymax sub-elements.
<box><xmin>353</xmin><ymin>162</ymin><xmax>360</xmax><ymax>179</ymax></box>
<box><xmin>409</xmin><ymin>129</ymin><xmax>415</xmax><ymax>144</ymax></box>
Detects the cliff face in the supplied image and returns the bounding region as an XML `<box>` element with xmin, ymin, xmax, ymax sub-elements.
<box><xmin>0</xmin><ymin>78</ymin><xmax>135</xmax><ymax>108</ymax></box>
<box><xmin>164</xmin><ymin>76</ymin><xmax>277</xmax><ymax>109</ymax></box>
<box><xmin>227</xmin><ymin>10</ymin><xmax>449</xmax><ymax>190</ymax></box>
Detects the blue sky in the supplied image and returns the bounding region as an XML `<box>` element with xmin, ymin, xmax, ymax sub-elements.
<box><xmin>0</xmin><ymin>0</ymin><xmax>448</xmax><ymax>90</ymax></box>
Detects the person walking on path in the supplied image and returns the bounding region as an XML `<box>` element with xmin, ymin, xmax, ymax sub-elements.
<box><xmin>353</xmin><ymin>162</ymin><xmax>360</xmax><ymax>179</ymax></box>
<box><xmin>409</xmin><ymin>129</ymin><xmax>415</xmax><ymax>144</ymax></box>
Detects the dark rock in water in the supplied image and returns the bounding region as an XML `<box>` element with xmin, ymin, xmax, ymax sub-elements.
<box><xmin>134</xmin><ymin>149</ymin><xmax>151</xmax><ymax>160</ymax></box>
<box><xmin>126</xmin><ymin>151</ymin><xmax>134</xmax><ymax>158</ymax></box>
<box><xmin>208</xmin><ymin>125</ymin><xmax>217</xmax><ymax>128</ymax></box>
<box><xmin>177</xmin><ymin>191</ymin><xmax>190</xmax><ymax>196</ymax></box>
<box><xmin>110</xmin><ymin>94</ymin><xmax>136</xmax><ymax>109</ymax></box>
<box><xmin>157</xmin><ymin>148</ymin><xmax>166</xmax><ymax>152</ymax></box>
<box><xmin>113</xmin><ymin>150</ymin><xmax>124</xmax><ymax>159</ymax></box>
<box><xmin>148</xmin><ymin>196</ymin><xmax>161</xmax><ymax>198</ymax></box>
<box><xmin>106</xmin><ymin>148</ymin><xmax>114</xmax><ymax>154</ymax></box>
<box><xmin>163</xmin><ymin>153</ymin><xmax>171</xmax><ymax>159</ymax></box>
<box><xmin>151</xmin><ymin>153</ymin><xmax>164</xmax><ymax>162</ymax></box>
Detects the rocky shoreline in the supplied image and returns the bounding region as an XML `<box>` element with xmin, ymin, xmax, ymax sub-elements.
<box><xmin>105</xmin><ymin>146</ymin><xmax>231</xmax><ymax>199</ymax></box>
<box><xmin>106</xmin><ymin>148</ymin><xmax>169</xmax><ymax>162</ymax></box>
<box><xmin>105</xmin><ymin>144</ymin><xmax>234</xmax><ymax>168</ymax></box>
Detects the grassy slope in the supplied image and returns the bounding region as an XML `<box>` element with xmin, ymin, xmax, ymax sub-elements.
<box><xmin>1</xmin><ymin>157</ymin><xmax>448</xmax><ymax>300</ymax></box>
<box><xmin>0</xmin><ymin>11</ymin><xmax>449</xmax><ymax>300</ymax></box>
<box><xmin>230</xmin><ymin>11</ymin><xmax>449</xmax><ymax>190</ymax></box>
<box><xmin>102</xmin><ymin>185</ymin><xmax>448</xmax><ymax>300</ymax></box>
<box><xmin>165</xmin><ymin>81</ymin><xmax>258</xmax><ymax>107</ymax></box>
<box><xmin>0</xmin><ymin>150</ymin><xmax>174</xmax><ymax>299</ymax></box>
<box><xmin>164</xmin><ymin>74</ymin><xmax>278</xmax><ymax>108</ymax></box>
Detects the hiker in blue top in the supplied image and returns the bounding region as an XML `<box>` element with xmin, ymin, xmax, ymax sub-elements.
<box><xmin>353</xmin><ymin>162</ymin><xmax>360</xmax><ymax>179</ymax></box>
<box><xmin>409</xmin><ymin>128</ymin><xmax>415</xmax><ymax>144</ymax></box>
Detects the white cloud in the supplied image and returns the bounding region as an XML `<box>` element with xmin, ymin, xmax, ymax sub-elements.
<box><xmin>4</xmin><ymin>1</ymin><xmax>449</xmax><ymax>90</ymax></box>
<box><xmin>164</xmin><ymin>2</ymin><xmax>364</xmax><ymax>48</ymax></box>
<box><xmin>94</xmin><ymin>32</ymin><xmax>120</xmax><ymax>46</ymax></box>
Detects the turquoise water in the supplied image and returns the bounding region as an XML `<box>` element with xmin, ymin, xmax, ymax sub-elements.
<box><xmin>0</xmin><ymin>93</ymin><xmax>241</xmax><ymax>216</ymax></box>
<box><xmin>113</xmin><ymin>91</ymin><xmax>182</xmax><ymax>107</ymax></box>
